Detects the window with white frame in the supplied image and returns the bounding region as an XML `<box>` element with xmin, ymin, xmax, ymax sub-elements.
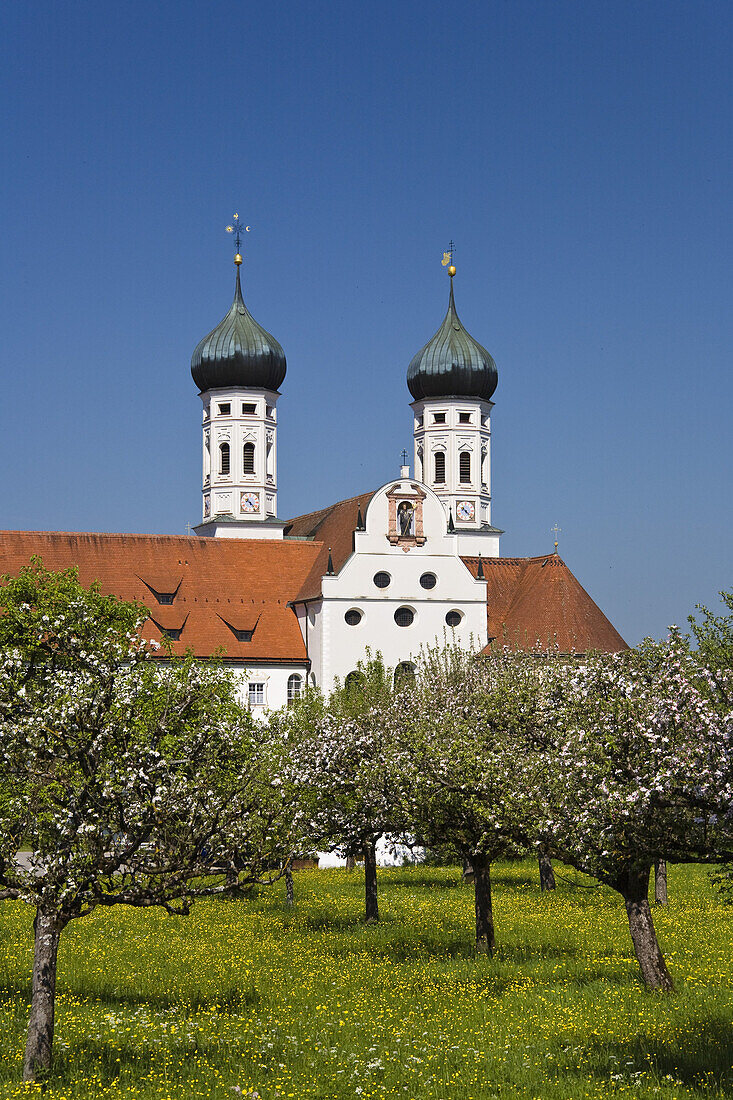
<box><xmin>248</xmin><ymin>682</ymin><xmax>265</xmax><ymax>706</ymax></box>
<box><xmin>287</xmin><ymin>674</ymin><xmax>303</xmax><ymax>703</ymax></box>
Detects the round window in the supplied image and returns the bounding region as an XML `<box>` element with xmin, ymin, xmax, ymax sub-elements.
<box><xmin>419</xmin><ymin>572</ymin><xmax>437</xmax><ymax>590</ymax></box>
<box><xmin>445</xmin><ymin>610</ymin><xmax>462</xmax><ymax>628</ymax></box>
<box><xmin>344</xmin><ymin>608</ymin><xmax>362</xmax><ymax>626</ymax></box>
<box><xmin>373</xmin><ymin>571</ymin><xmax>391</xmax><ymax>589</ymax></box>
<box><xmin>394</xmin><ymin>606</ymin><xmax>415</xmax><ymax>627</ymax></box>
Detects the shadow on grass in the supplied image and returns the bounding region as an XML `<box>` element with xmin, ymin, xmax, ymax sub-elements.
<box><xmin>564</xmin><ymin>1013</ymin><xmax>733</xmax><ymax>1093</ymax></box>
<box><xmin>0</xmin><ymin>979</ymin><xmax>259</xmax><ymax>1013</ymax></box>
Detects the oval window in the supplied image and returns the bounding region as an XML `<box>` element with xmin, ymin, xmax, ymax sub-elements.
<box><xmin>445</xmin><ymin>610</ymin><xmax>462</xmax><ymax>628</ymax></box>
<box><xmin>394</xmin><ymin>606</ymin><xmax>415</xmax><ymax>627</ymax></box>
<box><xmin>419</xmin><ymin>572</ymin><xmax>437</xmax><ymax>590</ymax></box>
<box><xmin>373</xmin><ymin>571</ymin><xmax>391</xmax><ymax>589</ymax></box>
<box><xmin>344</xmin><ymin>608</ymin><xmax>362</xmax><ymax>626</ymax></box>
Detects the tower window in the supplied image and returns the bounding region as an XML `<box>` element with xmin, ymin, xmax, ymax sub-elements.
<box><xmin>373</xmin><ymin>571</ymin><xmax>391</xmax><ymax>589</ymax></box>
<box><xmin>345</xmin><ymin>608</ymin><xmax>363</xmax><ymax>626</ymax></box>
<box><xmin>394</xmin><ymin>606</ymin><xmax>415</xmax><ymax>627</ymax></box>
<box><xmin>445</xmin><ymin>610</ymin><xmax>462</xmax><ymax>628</ymax></box>
<box><xmin>243</xmin><ymin>442</ymin><xmax>255</xmax><ymax>474</ymax></box>
<box><xmin>242</xmin><ymin>402</ymin><xmax>257</xmax><ymax>415</ymax></box>
<box><xmin>287</xmin><ymin>674</ymin><xmax>303</xmax><ymax>703</ymax></box>
<box><xmin>217</xmin><ymin>403</ymin><xmax>231</xmax><ymax>416</ymax></box>
<box><xmin>434</xmin><ymin>452</ymin><xmax>446</xmax><ymax>484</ymax></box>
<box><xmin>460</xmin><ymin>452</ymin><xmax>471</xmax><ymax>483</ymax></box>
<box><xmin>419</xmin><ymin>572</ymin><xmax>437</xmax><ymax>590</ymax></box>
<box><xmin>459</xmin><ymin>412</ymin><xmax>471</xmax><ymax>424</ymax></box>
<box><xmin>433</xmin><ymin>412</ymin><xmax>446</xmax><ymax>424</ymax></box>
<box><xmin>219</xmin><ymin>443</ymin><xmax>230</xmax><ymax>475</ymax></box>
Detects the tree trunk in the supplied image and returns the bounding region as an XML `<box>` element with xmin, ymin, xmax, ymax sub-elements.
<box><xmin>24</xmin><ymin>909</ymin><xmax>65</xmax><ymax>1081</ymax></box>
<box><xmin>654</xmin><ymin>860</ymin><xmax>668</xmax><ymax>905</ymax></box>
<box><xmin>619</xmin><ymin>865</ymin><xmax>674</xmax><ymax>992</ymax></box>
<box><xmin>345</xmin><ymin>854</ymin><xmax>356</xmax><ymax>872</ymax></box>
<box><xmin>473</xmin><ymin>855</ymin><xmax>494</xmax><ymax>956</ymax></box>
<box><xmin>538</xmin><ymin>848</ymin><xmax>556</xmax><ymax>891</ymax></box>
<box><xmin>285</xmin><ymin>861</ymin><xmax>294</xmax><ymax>907</ymax></box>
<box><xmin>363</xmin><ymin>840</ymin><xmax>379</xmax><ymax>922</ymax></box>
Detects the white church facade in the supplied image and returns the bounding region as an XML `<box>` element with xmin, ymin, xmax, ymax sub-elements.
<box><xmin>0</xmin><ymin>242</ymin><xmax>627</xmax><ymax>710</ymax></box>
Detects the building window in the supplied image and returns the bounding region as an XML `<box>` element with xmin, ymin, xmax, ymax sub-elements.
<box><xmin>242</xmin><ymin>402</ymin><xmax>257</xmax><ymax>414</ymax></box>
<box><xmin>394</xmin><ymin>606</ymin><xmax>415</xmax><ymax>627</ymax></box>
<box><xmin>459</xmin><ymin>452</ymin><xmax>471</xmax><ymax>483</ymax></box>
<box><xmin>266</xmin><ymin>406</ymin><xmax>275</xmax><ymax>419</ymax></box>
<box><xmin>287</xmin><ymin>674</ymin><xmax>303</xmax><ymax>703</ymax></box>
<box><xmin>434</xmin><ymin>452</ymin><xmax>446</xmax><ymax>484</ymax></box>
<box><xmin>394</xmin><ymin>661</ymin><xmax>416</xmax><ymax>689</ymax></box>
<box><xmin>373</xmin><ymin>571</ymin><xmax>391</xmax><ymax>589</ymax></box>
<box><xmin>345</xmin><ymin>670</ymin><xmax>365</xmax><ymax>693</ymax></box>
<box><xmin>419</xmin><ymin>572</ymin><xmax>437</xmax><ymax>590</ymax></box>
<box><xmin>243</xmin><ymin>442</ymin><xmax>255</xmax><ymax>474</ymax></box>
<box><xmin>445</xmin><ymin>610</ymin><xmax>462</xmax><ymax>628</ymax></box>
<box><xmin>459</xmin><ymin>412</ymin><xmax>471</xmax><ymax>424</ymax></box>
<box><xmin>416</xmin><ymin>414</ymin><xmax>423</xmax><ymax>427</ymax></box>
<box><xmin>248</xmin><ymin>682</ymin><xmax>265</xmax><ymax>706</ymax></box>
<box><xmin>433</xmin><ymin>412</ymin><xmax>446</xmax><ymax>424</ymax></box>
<box><xmin>161</xmin><ymin>627</ymin><xmax>182</xmax><ymax>641</ymax></box>
<box><xmin>218</xmin><ymin>403</ymin><xmax>231</xmax><ymax>416</ymax></box>
<box><xmin>219</xmin><ymin>443</ymin><xmax>230</xmax><ymax>475</ymax></box>
<box><xmin>344</xmin><ymin>608</ymin><xmax>363</xmax><ymax>626</ymax></box>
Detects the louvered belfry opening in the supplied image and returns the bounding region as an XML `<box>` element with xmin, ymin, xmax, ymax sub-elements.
<box><xmin>243</xmin><ymin>442</ymin><xmax>255</xmax><ymax>474</ymax></box>
<box><xmin>460</xmin><ymin>451</ymin><xmax>471</xmax><ymax>483</ymax></box>
<box><xmin>434</xmin><ymin>451</ymin><xmax>446</xmax><ymax>483</ymax></box>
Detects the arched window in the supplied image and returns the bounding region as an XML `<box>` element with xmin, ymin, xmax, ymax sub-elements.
<box><xmin>394</xmin><ymin>661</ymin><xmax>416</xmax><ymax>690</ymax></box>
<box><xmin>287</xmin><ymin>674</ymin><xmax>303</xmax><ymax>704</ymax></box>
<box><xmin>434</xmin><ymin>451</ymin><xmax>446</xmax><ymax>484</ymax></box>
<box><xmin>459</xmin><ymin>452</ymin><xmax>471</xmax><ymax>483</ymax></box>
<box><xmin>243</xmin><ymin>442</ymin><xmax>255</xmax><ymax>474</ymax></box>
<box><xmin>345</xmin><ymin>670</ymin><xmax>366</xmax><ymax>693</ymax></box>
<box><xmin>219</xmin><ymin>442</ymin><xmax>230</xmax><ymax>475</ymax></box>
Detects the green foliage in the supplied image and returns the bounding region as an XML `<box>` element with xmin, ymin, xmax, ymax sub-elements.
<box><xmin>688</xmin><ymin>589</ymin><xmax>733</xmax><ymax>672</ymax></box>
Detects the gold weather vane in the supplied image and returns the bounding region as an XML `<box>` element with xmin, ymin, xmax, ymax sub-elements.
<box><xmin>225</xmin><ymin>213</ymin><xmax>251</xmax><ymax>265</ymax></box>
<box><xmin>551</xmin><ymin>523</ymin><xmax>562</xmax><ymax>553</ymax></box>
<box><xmin>441</xmin><ymin>240</ymin><xmax>456</xmax><ymax>277</ymax></box>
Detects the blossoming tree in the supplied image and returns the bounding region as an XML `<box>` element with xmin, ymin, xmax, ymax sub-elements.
<box><xmin>275</xmin><ymin>657</ymin><xmax>413</xmax><ymax>922</ymax></box>
<box><xmin>535</xmin><ymin>639</ymin><xmax>733</xmax><ymax>991</ymax></box>
<box><xmin>0</xmin><ymin>562</ymin><xmax>296</xmax><ymax>1081</ymax></box>
<box><xmin>404</xmin><ymin>644</ymin><xmax>552</xmax><ymax>954</ymax></box>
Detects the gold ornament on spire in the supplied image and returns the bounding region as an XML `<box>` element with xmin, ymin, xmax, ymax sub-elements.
<box><xmin>441</xmin><ymin>240</ymin><xmax>456</xmax><ymax>277</ymax></box>
<box><xmin>226</xmin><ymin>213</ymin><xmax>250</xmax><ymax>266</ymax></box>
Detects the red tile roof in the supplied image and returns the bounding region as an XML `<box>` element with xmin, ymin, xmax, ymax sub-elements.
<box><xmin>0</xmin><ymin>525</ymin><xmax>627</xmax><ymax>665</ymax></box>
<box><xmin>0</xmin><ymin>531</ymin><xmax>321</xmax><ymax>663</ymax></box>
<box><xmin>461</xmin><ymin>553</ymin><xmax>628</xmax><ymax>654</ymax></box>
<box><xmin>284</xmin><ymin>491</ymin><xmax>376</xmax><ymax>602</ymax></box>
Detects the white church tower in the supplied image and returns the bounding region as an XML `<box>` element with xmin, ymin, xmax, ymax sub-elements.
<box><xmin>408</xmin><ymin>256</ymin><xmax>501</xmax><ymax>556</ymax></box>
<box><xmin>191</xmin><ymin>218</ymin><xmax>287</xmax><ymax>539</ymax></box>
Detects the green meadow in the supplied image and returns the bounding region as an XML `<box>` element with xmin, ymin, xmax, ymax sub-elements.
<box><xmin>1</xmin><ymin>863</ymin><xmax>732</xmax><ymax>1100</ymax></box>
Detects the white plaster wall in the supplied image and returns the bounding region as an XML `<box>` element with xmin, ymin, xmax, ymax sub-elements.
<box><xmin>228</xmin><ymin>663</ymin><xmax>309</xmax><ymax>713</ymax></box>
<box><xmin>316</xmin><ymin>479</ymin><xmax>489</xmax><ymax>694</ymax></box>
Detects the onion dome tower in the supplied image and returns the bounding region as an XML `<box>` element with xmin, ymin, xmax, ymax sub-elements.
<box><xmin>409</xmin><ymin>250</ymin><xmax>501</xmax><ymax>554</ymax></box>
<box><xmin>192</xmin><ymin>217</ymin><xmax>287</xmax><ymax>539</ymax></box>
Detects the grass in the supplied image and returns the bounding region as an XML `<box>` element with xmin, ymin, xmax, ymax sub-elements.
<box><xmin>1</xmin><ymin>862</ymin><xmax>732</xmax><ymax>1099</ymax></box>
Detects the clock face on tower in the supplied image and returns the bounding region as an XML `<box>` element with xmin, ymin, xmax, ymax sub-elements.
<box><xmin>457</xmin><ymin>500</ymin><xmax>475</xmax><ymax>522</ymax></box>
<box><xmin>240</xmin><ymin>491</ymin><xmax>260</xmax><ymax>514</ymax></box>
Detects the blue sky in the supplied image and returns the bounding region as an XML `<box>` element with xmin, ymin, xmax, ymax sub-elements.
<box><xmin>1</xmin><ymin>1</ymin><xmax>731</xmax><ymax>645</ymax></box>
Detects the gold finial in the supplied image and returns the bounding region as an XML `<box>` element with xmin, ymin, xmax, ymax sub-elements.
<box><xmin>551</xmin><ymin>523</ymin><xmax>562</xmax><ymax>553</ymax></box>
<box><xmin>226</xmin><ymin>213</ymin><xmax>250</xmax><ymax>266</ymax></box>
<box><xmin>441</xmin><ymin>240</ymin><xmax>456</xmax><ymax>277</ymax></box>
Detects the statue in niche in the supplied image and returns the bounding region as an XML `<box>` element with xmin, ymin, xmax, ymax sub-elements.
<box><xmin>398</xmin><ymin>501</ymin><xmax>414</xmax><ymax>537</ymax></box>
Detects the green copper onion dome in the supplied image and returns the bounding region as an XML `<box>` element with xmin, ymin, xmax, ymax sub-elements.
<box><xmin>191</xmin><ymin>267</ymin><xmax>286</xmax><ymax>393</ymax></box>
<box><xmin>407</xmin><ymin>277</ymin><xmax>497</xmax><ymax>402</ymax></box>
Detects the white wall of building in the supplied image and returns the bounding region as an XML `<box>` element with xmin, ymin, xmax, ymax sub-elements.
<box><xmin>301</xmin><ymin>478</ymin><xmax>489</xmax><ymax>695</ymax></box>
